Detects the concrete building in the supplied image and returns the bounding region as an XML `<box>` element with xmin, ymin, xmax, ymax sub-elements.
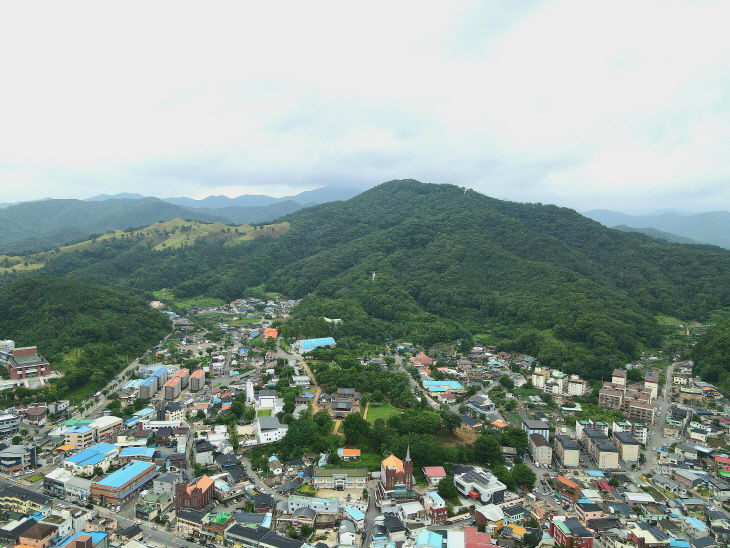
<box><xmin>556</xmin><ymin>435</ymin><xmax>582</xmax><ymax>468</ymax></box>
<box><xmin>89</xmin><ymin>416</ymin><xmax>123</xmax><ymax>443</ymax></box>
<box><xmin>255</xmin><ymin>416</ymin><xmax>288</xmax><ymax>444</ymax></box>
<box><xmin>521</xmin><ymin>419</ymin><xmax>550</xmax><ymax>441</ymax></box>
<box><xmin>529</xmin><ymin>434</ymin><xmax>552</xmax><ymax>466</ymax></box>
<box><xmin>287</xmin><ymin>495</ymin><xmax>339</xmax><ymax>514</ymax></box>
<box><xmin>313</xmin><ymin>467</ymin><xmax>367</xmax><ymax>490</ymax></box>
<box><xmin>4</xmin><ymin>347</ymin><xmax>52</xmax><ymax>380</ymax></box>
<box><xmin>0</xmin><ymin>445</ymin><xmax>35</xmax><ymax>472</ymax></box>
<box><xmin>611</xmin><ymin>369</ymin><xmax>627</xmax><ymax>386</ymax></box>
<box><xmin>91</xmin><ymin>461</ymin><xmax>158</xmax><ymax>505</ymax></box>
<box><xmin>549</xmin><ymin>517</ymin><xmax>593</xmax><ymax>548</ymax></box>
<box><xmin>163</xmin><ymin>377</ymin><xmax>182</xmax><ymax>400</ymax></box>
<box><xmin>453</xmin><ymin>466</ymin><xmax>506</xmax><ymax>505</ymax></box>
<box><xmin>190</xmin><ymin>369</ymin><xmax>205</xmax><ymax>392</ymax></box>
<box><xmin>0</xmin><ymin>413</ymin><xmax>20</xmax><ymax>435</ymax></box>
<box><xmin>64</xmin><ymin>425</ymin><xmax>95</xmax><ymax>451</ymax></box>
<box><xmin>613</xmin><ymin>431</ymin><xmax>640</xmax><ymax>462</ymax></box>
<box><xmin>64</xmin><ymin>443</ymin><xmax>119</xmax><ymax>475</ymax></box>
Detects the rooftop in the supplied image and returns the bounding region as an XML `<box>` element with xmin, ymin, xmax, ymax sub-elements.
<box><xmin>94</xmin><ymin>460</ymin><xmax>155</xmax><ymax>488</ymax></box>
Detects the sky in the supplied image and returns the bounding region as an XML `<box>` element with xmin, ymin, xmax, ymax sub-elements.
<box><xmin>0</xmin><ymin>1</ymin><xmax>729</xmax><ymax>213</ymax></box>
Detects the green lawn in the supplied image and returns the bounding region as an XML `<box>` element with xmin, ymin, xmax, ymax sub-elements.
<box><xmin>504</xmin><ymin>412</ymin><xmax>522</xmax><ymax>426</ymax></box>
<box><xmin>365</xmin><ymin>403</ymin><xmax>402</xmax><ymax>424</ymax></box>
<box><xmin>257</xmin><ymin>409</ymin><xmax>272</xmax><ymax>416</ymax></box>
<box><xmin>26</xmin><ymin>473</ymin><xmax>44</xmax><ymax>483</ymax></box>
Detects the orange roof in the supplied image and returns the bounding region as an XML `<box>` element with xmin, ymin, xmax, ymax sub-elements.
<box><xmin>189</xmin><ymin>475</ymin><xmax>214</xmax><ymax>493</ymax></box>
<box><xmin>190</xmin><ymin>369</ymin><xmax>205</xmax><ymax>378</ymax></box>
<box><xmin>264</xmin><ymin>328</ymin><xmax>278</xmax><ymax>339</ymax></box>
<box><xmin>491</xmin><ymin>420</ymin><xmax>508</xmax><ymax>428</ymax></box>
<box><xmin>341</xmin><ymin>448</ymin><xmax>361</xmax><ymax>457</ymax></box>
<box><xmin>164</xmin><ymin>377</ymin><xmax>181</xmax><ymax>387</ymax></box>
<box><xmin>557</xmin><ymin>475</ymin><xmax>579</xmax><ymax>489</ymax></box>
<box><xmin>382</xmin><ymin>454</ymin><xmax>404</xmax><ymax>473</ymax></box>
<box><xmin>174</xmin><ymin>368</ymin><xmax>190</xmax><ymax>377</ymax></box>
<box><xmin>57</xmin><ymin>444</ymin><xmax>75</xmax><ymax>451</ymax></box>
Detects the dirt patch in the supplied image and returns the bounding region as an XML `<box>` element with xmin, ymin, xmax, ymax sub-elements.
<box><xmin>438</xmin><ymin>425</ymin><xmax>478</xmax><ymax>446</ymax></box>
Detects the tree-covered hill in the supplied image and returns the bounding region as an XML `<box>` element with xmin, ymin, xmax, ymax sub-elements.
<box><xmin>0</xmin><ymin>277</ymin><xmax>169</xmax><ymax>402</ymax></box>
<box><xmin>0</xmin><ymin>197</ymin><xmax>225</xmax><ymax>254</ymax></box>
<box><xmin>14</xmin><ymin>180</ymin><xmax>730</xmax><ymax>381</ymax></box>
<box><xmin>694</xmin><ymin>319</ymin><xmax>730</xmax><ymax>395</ymax></box>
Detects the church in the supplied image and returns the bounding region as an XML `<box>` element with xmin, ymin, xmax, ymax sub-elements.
<box><xmin>376</xmin><ymin>447</ymin><xmax>418</xmax><ymax>508</ymax></box>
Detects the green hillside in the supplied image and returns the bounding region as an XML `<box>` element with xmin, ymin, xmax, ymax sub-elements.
<box><xmin>0</xmin><ymin>197</ymin><xmax>225</xmax><ymax>254</ymax></box>
<box><xmin>0</xmin><ymin>277</ymin><xmax>170</xmax><ymax>403</ymax></box>
<box><xmin>694</xmin><ymin>319</ymin><xmax>730</xmax><ymax>395</ymax></box>
<box><xmin>10</xmin><ymin>180</ymin><xmax>730</xmax><ymax>382</ymax></box>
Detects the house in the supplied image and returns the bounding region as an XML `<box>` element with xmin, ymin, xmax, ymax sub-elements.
<box><xmin>422</xmin><ymin>491</ymin><xmax>448</xmax><ymax>523</ymax></box>
<box><xmin>18</xmin><ymin>522</ymin><xmax>58</xmax><ymax>548</ymax></box>
<box><xmin>673</xmin><ymin>469</ymin><xmax>702</xmax><ymax>490</ymax></box>
<box><xmin>268</xmin><ymin>456</ymin><xmax>283</xmax><ymax>475</ymax></box>
<box><xmin>502</xmin><ymin>505</ymin><xmax>526</xmax><ymax>525</ymax></box>
<box><xmin>422</xmin><ymin>466</ymin><xmax>447</xmax><ymax>486</ymax></box>
<box><xmin>575</xmin><ymin>501</ymin><xmax>603</xmax><ymax>522</ymax></box>
<box><xmin>252</xmin><ymin>493</ymin><xmax>273</xmax><ymax>513</ymax></box>
<box><xmin>339</xmin><ymin>519</ymin><xmax>356</xmax><ymax>546</ymax></box>
<box><xmin>475</xmin><ymin>503</ymin><xmax>505</xmax><ymax>533</ymax></box>
<box><xmin>337</xmin><ymin>448</ymin><xmax>361</xmax><ymax>460</ymax></box>
<box><xmin>399</xmin><ymin>500</ymin><xmax>426</xmax><ymax>522</ymax></box>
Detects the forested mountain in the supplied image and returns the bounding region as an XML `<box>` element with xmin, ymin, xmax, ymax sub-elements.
<box><xmin>22</xmin><ymin>180</ymin><xmax>730</xmax><ymax>382</ymax></box>
<box><xmin>0</xmin><ymin>197</ymin><xmax>224</xmax><ymax>254</ymax></box>
<box><xmin>192</xmin><ymin>200</ymin><xmax>304</xmax><ymax>224</ymax></box>
<box><xmin>0</xmin><ymin>277</ymin><xmax>169</xmax><ymax>402</ymax></box>
<box><xmin>613</xmin><ymin>225</ymin><xmax>698</xmax><ymax>244</ymax></box>
<box><xmin>584</xmin><ymin>209</ymin><xmax>730</xmax><ymax>249</ymax></box>
<box><xmin>694</xmin><ymin>319</ymin><xmax>730</xmax><ymax>395</ymax></box>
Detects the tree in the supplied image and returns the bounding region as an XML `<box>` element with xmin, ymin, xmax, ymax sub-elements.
<box><xmin>313</xmin><ymin>410</ymin><xmax>335</xmax><ymax>433</ymax></box>
<box><xmin>499</xmin><ymin>375</ymin><xmax>515</xmax><ymax>390</ymax></box>
<box><xmin>342</xmin><ymin>412</ymin><xmax>370</xmax><ymax>444</ymax></box>
<box><xmin>327</xmin><ymin>451</ymin><xmax>341</xmax><ymax>465</ymax></box>
<box><xmin>511</xmin><ymin>463</ymin><xmax>536</xmax><ymax>490</ymax></box>
<box><xmin>437</xmin><ymin>477</ymin><xmax>459</xmax><ymax>503</ymax></box>
<box><xmin>440</xmin><ymin>411</ymin><xmax>461</xmax><ymax>432</ymax></box>
<box><xmin>504</xmin><ymin>399</ymin><xmax>517</xmax><ymax>412</ymax></box>
<box><xmin>11</xmin><ymin>435</ymin><xmax>21</xmax><ymax>445</ymax></box>
<box><xmin>472</xmin><ymin>435</ymin><xmax>502</xmax><ymax>466</ymax></box>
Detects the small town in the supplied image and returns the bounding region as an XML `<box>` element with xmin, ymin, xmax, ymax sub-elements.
<box><xmin>0</xmin><ymin>295</ymin><xmax>726</xmax><ymax>548</ymax></box>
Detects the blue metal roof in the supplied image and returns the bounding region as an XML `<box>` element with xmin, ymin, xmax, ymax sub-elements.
<box><xmin>344</xmin><ymin>507</ymin><xmax>365</xmax><ymax>521</ymax></box>
<box><xmin>66</xmin><ymin>443</ymin><xmax>118</xmax><ymax>467</ymax></box>
<box><xmin>119</xmin><ymin>447</ymin><xmax>155</xmax><ymax>458</ymax></box>
<box><xmin>297</xmin><ymin>337</ymin><xmax>336</xmax><ymax>349</ymax></box>
<box><xmin>586</xmin><ymin>470</ymin><xmax>605</xmax><ymax>477</ymax></box>
<box><xmin>423</xmin><ymin>380</ymin><xmax>465</xmax><ymax>390</ymax></box>
<box><xmin>96</xmin><ymin>460</ymin><xmax>154</xmax><ymax>488</ymax></box>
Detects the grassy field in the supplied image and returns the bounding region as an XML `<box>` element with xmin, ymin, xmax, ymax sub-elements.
<box><xmin>365</xmin><ymin>403</ymin><xmax>401</xmax><ymax>424</ymax></box>
<box><xmin>26</xmin><ymin>473</ymin><xmax>44</xmax><ymax>483</ymax></box>
<box><xmin>257</xmin><ymin>409</ymin><xmax>272</xmax><ymax>416</ymax></box>
<box><xmin>153</xmin><ymin>290</ymin><xmax>225</xmax><ymax>310</ymax></box>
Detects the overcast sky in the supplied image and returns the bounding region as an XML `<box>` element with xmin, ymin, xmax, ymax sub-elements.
<box><xmin>1</xmin><ymin>1</ymin><xmax>728</xmax><ymax>213</ymax></box>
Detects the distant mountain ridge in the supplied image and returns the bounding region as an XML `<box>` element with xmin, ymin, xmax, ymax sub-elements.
<box><xmin>583</xmin><ymin>209</ymin><xmax>730</xmax><ymax>249</ymax></box>
<box><xmin>613</xmin><ymin>225</ymin><xmax>699</xmax><ymax>245</ymax></box>
<box><xmin>0</xmin><ymin>186</ymin><xmax>362</xmax><ymax>254</ymax></box>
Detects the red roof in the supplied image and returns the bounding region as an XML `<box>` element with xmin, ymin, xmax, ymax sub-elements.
<box><xmin>596</xmin><ymin>480</ymin><xmax>613</xmax><ymax>490</ymax></box>
<box><xmin>423</xmin><ymin>466</ymin><xmax>447</xmax><ymax>478</ymax></box>
<box><xmin>715</xmin><ymin>456</ymin><xmax>730</xmax><ymax>464</ymax></box>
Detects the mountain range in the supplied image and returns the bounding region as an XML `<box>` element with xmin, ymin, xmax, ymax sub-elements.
<box><xmin>583</xmin><ymin>209</ymin><xmax>730</xmax><ymax>249</ymax></box>
<box><xmin>0</xmin><ymin>186</ymin><xmax>361</xmax><ymax>254</ymax></box>
<box><xmin>10</xmin><ymin>179</ymin><xmax>730</xmax><ymax>383</ymax></box>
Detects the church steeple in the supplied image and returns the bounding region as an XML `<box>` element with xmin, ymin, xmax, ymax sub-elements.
<box><xmin>404</xmin><ymin>445</ymin><xmax>413</xmax><ymax>490</ymax></box>
<box><xmin>405</xmin><ymin>444</ymin><xmax>411</xmax><ymax>462</ymax></box>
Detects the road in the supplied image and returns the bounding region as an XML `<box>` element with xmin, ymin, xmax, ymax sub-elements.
<box><xmin>240</xmin><ymin>456</ymin><xmax>287</xmax><ymax>502</ymax></box>
<box><xmin>641</xmin><ymin>362</ymin><xmax>675</xmax><ymax>475</ymax></box>
<box><xmin>361</xmin><ymin>483</ymin><xmax>378</xmax><ymax>547</ymax></box>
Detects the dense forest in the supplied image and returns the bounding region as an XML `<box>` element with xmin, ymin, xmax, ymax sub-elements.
<box><xmin>0</xmin><ymin>277</ymin><xmax>170</xmax><ymax>403</ymax></box>
<box><xmin>694</xmin><ymin>319</ymin><xmax>730</xmax><ymax>395</ymax></box>
<box><xmin>6</xmin><ymin>180</ymin><xmax>730</xmax><ymax>382</ymax></box>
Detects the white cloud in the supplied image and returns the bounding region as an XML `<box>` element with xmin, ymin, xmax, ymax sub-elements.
<box><xmin>0</xmin><ymin>0</ymin><xmax>728</xmax><ymax>212</ymax></box>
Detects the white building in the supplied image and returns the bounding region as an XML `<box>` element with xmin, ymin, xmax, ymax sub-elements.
<box><xmin>256</xmin><ymin>416</ymin><xmax>288</xmax><ymax>444</ymax></box>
